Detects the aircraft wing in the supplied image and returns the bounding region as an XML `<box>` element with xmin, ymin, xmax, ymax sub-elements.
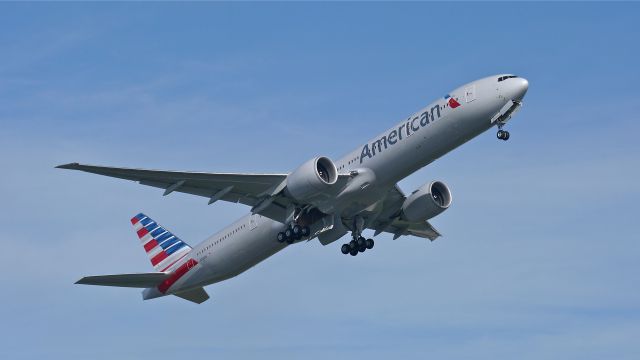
<box><xmin>370</xmin><ymin>185</ymin><xmax>442</xmax><ymax>241</ymax></box>
<box><xmin>57</xmin><ymin>162</ymin><xmax>292</xmax><ymax>221</ymax></box>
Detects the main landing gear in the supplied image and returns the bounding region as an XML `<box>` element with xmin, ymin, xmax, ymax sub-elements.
<box><xmin>276</xmin><ymin>224</ymin><xmax>310</xmax><ymax>244</ymax></box>
<box><xmin>340</xmin><ymin>216</ymin><xmax>374</xmax><ymax>256</ymax></box>
<box><xmin>340</xmin><ymin>236</ymin><xmax>374</xmax><ymax>256</ymax></box>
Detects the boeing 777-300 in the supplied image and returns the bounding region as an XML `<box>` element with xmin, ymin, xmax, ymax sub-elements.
<box><xmin>58</xmin><ymin>74</ymin><xmax>529</xmax><ymax>304</ymax></box>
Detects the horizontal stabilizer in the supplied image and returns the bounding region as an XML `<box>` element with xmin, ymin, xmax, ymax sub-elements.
<box><xmin>76</xmin><ymin>272</ymin><xmax>170</xmax><ymax>288</ymax></box>
<box><xmin>174</xmin><ymin>287</ymin><xmax>210</xmax><ymax>304</ymax></box>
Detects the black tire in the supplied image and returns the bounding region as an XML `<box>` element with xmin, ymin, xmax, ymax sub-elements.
<box><xmin>350</xmin><ymin>248</ymin><xmax>358</xmax><ymax>256</ymax></box>
<box><xmin>301</xmin><ymin>226</ymin><xmax>310</xmax><ymax>237</ymax></box>
<box><xmin>358</xmin><ymin>245</ymin><xmax>366</xmax><ymax>253</ymax></box>
<box><xmin>497</xmin><ymin>130</ymin><xmax>504</xmax><ymax>139</ymax></box>
<box><xmin>504</xmin><ymin>131</ymin><xmax>510</xmax><ymax>140</ymax></box>
<box><xmin>341</xmin><ymin>244</ymin><xmax>350</xmax><ymax>254</ymax></box>
<box><xmin>292</xmin><ymin>224</ymin><xmax>302</xmax><ymax>236</ymax></box>
<box><xmin>357</xmin><ymin>237</ymin><xmax>366</xmax><ymax>248</ymax></box>
<box><xmin>366</xmin><ymin>238</ymin><xmax>374</xmax><ymax>249</ymax></box>
<box><xmin>349</xmin><ymin>240</ymin><xmax>357</xmax><ymax>250</ymax></box>
<box><xmin>284</xmin><ymin>228</ymin><xmax>294</xmax><ymax>244</ymax></box>
<box><xmin>277</xmin><ymin>232</ymin><xmax>286</xmax><ymax>243</ymax></box>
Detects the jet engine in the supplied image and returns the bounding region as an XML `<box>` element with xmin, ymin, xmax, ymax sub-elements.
<box><xmin>402</xmin><ymin>181</ymin><xmax>452</xmax><ymax>222</ymax></box>
<box><xmin>285</xmin><ymin>156</ymin><xmax>338</xmax><ymax>201</ymax></box>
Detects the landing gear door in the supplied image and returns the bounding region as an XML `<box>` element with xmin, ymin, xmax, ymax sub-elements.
<box><xmin>465</xmin><ymin>85</ymin><xmax>476</xmax><ymax>103</ymax></box>
<box><xmin>249</xmin><ymin>214</ymin><xmax>258</xmax><ymax>230</ymax></box>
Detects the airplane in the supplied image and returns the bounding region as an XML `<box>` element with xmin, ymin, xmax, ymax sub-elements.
<box><xmin>58</xmin><ymin>74</ymin><xmax>529</xmax><ymax>304</ymax></box>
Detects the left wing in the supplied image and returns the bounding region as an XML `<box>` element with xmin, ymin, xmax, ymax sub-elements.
<box><xmin>57</xmin><ymin>163</ymin><xmax>292</xmax><ymax>221</ymax></box>
<box><xmin>370</xmin><ymin>185</ymin><xmax>442</xmax><ymax>241</ymax></box>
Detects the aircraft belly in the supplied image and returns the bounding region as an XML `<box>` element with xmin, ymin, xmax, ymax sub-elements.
<box><xmin>202</xmin><ymin>216</ymin><xmax>286</xmax><ymax>284</ymax></box>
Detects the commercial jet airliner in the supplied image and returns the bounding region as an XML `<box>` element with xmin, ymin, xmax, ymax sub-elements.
<box><xmin>58</xmin><ymin>74</ymin><xmax>528</xmax><ymax>304</ymax></box>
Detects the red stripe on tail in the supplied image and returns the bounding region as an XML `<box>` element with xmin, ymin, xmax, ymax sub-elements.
<box><xmin>144</xmin><ymin>239</ymin><xmax>159</xmax><ymax>253</ymax></box>
<box><xmin>151</xmin><ymin>251</ymin><xmax>168</xmax><ymax>266</ymax></box>
<box><xmin>137</xmin><ymin>227</ymin><xmax>149</xmax><ymax>238</ymax></box>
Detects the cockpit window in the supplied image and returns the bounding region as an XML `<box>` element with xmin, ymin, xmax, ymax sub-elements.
<box><xmin>498</xmin><ymin>75</ymin><xmax>518</xmax><ymax>82</ymax></box>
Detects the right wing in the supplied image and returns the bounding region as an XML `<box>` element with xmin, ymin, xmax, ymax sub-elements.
<box><xmin>370</xmin><ymin>185</ymin><xmax>442</xmax><ymax>241</ymax></box>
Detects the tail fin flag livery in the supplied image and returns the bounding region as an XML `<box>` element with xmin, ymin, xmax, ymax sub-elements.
<box><xmin>130</xmin><ymin>213</ymin><xmax>192</xmax><ymax>272</ymax></box>
<box><xmin>75</xmin><ymin>213</ymin><xmax>209</xmax><ymax>304</ymax></box>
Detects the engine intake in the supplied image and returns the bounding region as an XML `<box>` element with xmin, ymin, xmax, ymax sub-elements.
<box><xmin>402</xmin><ymin>181</ymin><xmax>452</xmax><ymax>222</ymax></box>
<box><xmin>285</xmin><ymin>156</ymin><xmax>338</xmax><ymax>201</ymax></box>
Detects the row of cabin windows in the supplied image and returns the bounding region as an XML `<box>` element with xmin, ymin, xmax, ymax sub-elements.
<box><xmin>197</xmin><ymin>224</ymin><xmax>247</xmax><ymax>255</ymax></box>
<box><xmin>337</xmin><ymin>155</ymin><xmax>360</xmax><ymax>171</ymax></box>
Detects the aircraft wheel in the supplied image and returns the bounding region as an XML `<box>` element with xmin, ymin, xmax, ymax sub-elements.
<box><xmin>366</xmin><ymin>239</ymin><xmax>374</xmax><ymax>249</ymax></box>
<box><xmin>503</xmin><ymin>131</ymin><xmax>510</xmax><ymax>140</ymax></box>
<box><xmin>284</xmin><ymin>228</ymin><xmax>294</xmax><ymax>244</ymax></box>
<box><xmin>358</xmin><ymin>245</ymin><xmax>366</xmax><ymax>253</ymax></box>
<box><xmin>276</xmin><ymin>232</ymin><xmax>286</xmax><ymax>243</ymax></box>
<box><xmin>357</xmin><ymin>236</ymin><xmax>366</xmax><ymax>248</ymax></box>
<box><xmin>497</xmin><ymin>130</ymin><xmax>505</xmax><ymax>140</ymax></box>
<box><xmin>301</xmin><ymin>226</ymin><xmax>310</xmax><ymax>237</ymax></box>
<box><xmin>292</xmin><ymin>224</ymin><xmax>302</xmax><ymax>237</ymax></box>
<box><xmin>341</xmin><ymin>244</ymin><xmax>350</xmax><ymax>254</ymax></box>
<box><xmin>349</xmin><ymin>240</ymin><xmax>357</xmax><ymax>250</ymax></box>
<box><xmin>349</xmin><ymin>248</ymin><xmax>358</xmax><ymax>256</ymax></box>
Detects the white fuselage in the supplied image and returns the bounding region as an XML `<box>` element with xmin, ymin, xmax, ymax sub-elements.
<box><xmin>169</xmin><ymin>75</ymin><xmax>529</xmax><ymax>294</ymax></box>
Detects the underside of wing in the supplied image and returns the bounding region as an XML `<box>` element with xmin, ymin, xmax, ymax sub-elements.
<box><xmin>370</xmin><ymin>185</ymin><xmax>443</xmax><ymax>241</ymax></box>
<box><xmin>57</xmin><ymin>162</ymin><xmax>292</xmax><ymax>221</ymax></box>
<box><xmin>374</xmin><ymin>219</ymin><xmax>442</xmax><ymax>241</ymax></box>
<box><xmin>76</xmin><ymin>272</ymin><xmax>170</xmax><ymax>288</ymax></box>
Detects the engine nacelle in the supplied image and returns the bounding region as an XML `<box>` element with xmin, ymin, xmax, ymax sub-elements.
<box><xmin>285</xmin><ymin>156</ymin><xmax>338</xmax><ymax>201</ymax></box>
<box><xmin>402</xmin><ymin>181</ymin><xmax>452</xmax><ymax>222</ymax></box>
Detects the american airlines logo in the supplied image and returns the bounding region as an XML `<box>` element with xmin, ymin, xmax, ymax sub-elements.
<box><xmin>360</xmin><ymin>96</ymin><xmax>459</xmax><ymax>163</ymax></box>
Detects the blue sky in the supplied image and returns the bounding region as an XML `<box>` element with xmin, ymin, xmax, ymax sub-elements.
<box><xmin>1</xmin><ymin>2</ymin><xmax>639</xmax><ymax>359</ymax></box>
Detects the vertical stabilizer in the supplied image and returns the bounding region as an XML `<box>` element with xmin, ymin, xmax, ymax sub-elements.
<box><xmin>130</xmin><ymin>213</ymin><xmax>192</xmax><ymax>272</ymax></box>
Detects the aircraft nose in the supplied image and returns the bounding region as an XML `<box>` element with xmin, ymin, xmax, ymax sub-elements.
<box><xmin>508</xmin><ymin>78</ymin><xmax>528</xmax><ymax>101</ymax></box>
<box><xmin>514</xmin><ymin>77</ymin><xmax>529</xmax><ymax>100</ymax></box>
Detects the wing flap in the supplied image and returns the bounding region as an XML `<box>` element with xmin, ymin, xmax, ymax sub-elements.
<box><xmin>76</xmin><ymin>272</ymin><xmax>170</xmax><ymax>288</ymax></box>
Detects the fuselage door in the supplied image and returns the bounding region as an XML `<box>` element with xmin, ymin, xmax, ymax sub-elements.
<box><xmin>465</xmin><ymin>85</ymin><xmax>476</xmax><ymax>103</ymax></box>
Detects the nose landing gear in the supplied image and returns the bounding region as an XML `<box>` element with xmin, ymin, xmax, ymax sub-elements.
<box><xmin>496</xmin><ymin>118</ymin><xmax>510</xmax><ymax>141</ymax></box>
<box><xmin>497</xmin><ymin>129</ymin><xmax>510</xmax><ymax>141</ymax></box>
